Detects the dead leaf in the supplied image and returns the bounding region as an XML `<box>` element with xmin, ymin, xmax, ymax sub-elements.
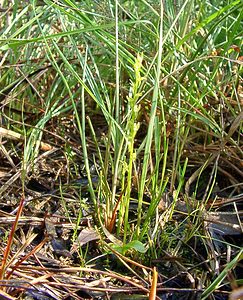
<box><xmin>71</xmin><ymin>227</ymin><xmax>100</xmax><ymax>253</ymax></box>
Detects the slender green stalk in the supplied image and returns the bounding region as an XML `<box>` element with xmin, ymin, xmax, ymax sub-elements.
<box><xmin>201</xmin><ymin>249</ymin><xmax>243</xmax><ymax>300</ymax></box>
<box><xmin>123</xmin><ymin>53</ymin><xmax>144</xmax><ymax>243</ymax></box>
<box><xmin>136</xmin><ymin>0</ymin><xmax>164</xmax><ymax>238</ymax></box>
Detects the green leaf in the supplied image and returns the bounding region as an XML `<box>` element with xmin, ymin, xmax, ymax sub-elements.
<box><xmin>113</xmin><ymin>240</ymin><xmax>146</xmax><ymax>255</ymax></box>
<box><xmin>124</xmin><ymin>240</ymin><xmax>146</xmax><ymax>253</ymax></box>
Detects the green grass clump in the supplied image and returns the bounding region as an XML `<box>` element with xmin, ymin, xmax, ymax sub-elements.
<box><xmin>0</xmin><ymin>0</ymin><xmax>242</xmax><ymax>298</ymax></box>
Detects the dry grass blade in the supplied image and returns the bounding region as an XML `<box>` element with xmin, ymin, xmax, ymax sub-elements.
<box><xmin>226</xmin><ymin>111</ymin><xmax>243</xmax><ymax>141</ymax></box>
<box><xmin>0</xmin><ymin>197</ymin><xmax>25</xmax><ymax>281</ymax></box>
<box><xmin>0</xmin><ymin>127</ymin><xmax>54</xmax><ymax>151</ymax></box>
<box><xmin>0</xmin><ymin>289</ymin><xmax>16</xmax><ymax>300</ymax></box>
<box><xmin>204</xmin><ymin>210</ymin><xmax>243</xmax><ymax>235</ymax></box>
<box><xmin>0</xmin><ymin>170</ymin><xmax>22</xmax><ymax>195</ymax></box>
<box><xmin>6</xmin><ymin>237</ymin><xmax>49</xmax><ymax>280</ymax></box>
<box><xmin>149</xmin><ymin>267</ymin><xmax>158</xmax><ymax>300</ymax></box>
<box><xmin>0</xmin><ymin>215</ymin><xmax>43</xmax><ymax>226</ymax></box>
<box><xmin>8</xmin><ymin>265</ymin><xmax>152</xmax><ymax>297</ymax></box>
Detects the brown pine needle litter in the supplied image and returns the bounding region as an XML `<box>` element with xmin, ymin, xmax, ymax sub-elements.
<box><xmin>0</xmin><ymin>1</ymin><xmax>242</xmax><ymax>299</ymax></box>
